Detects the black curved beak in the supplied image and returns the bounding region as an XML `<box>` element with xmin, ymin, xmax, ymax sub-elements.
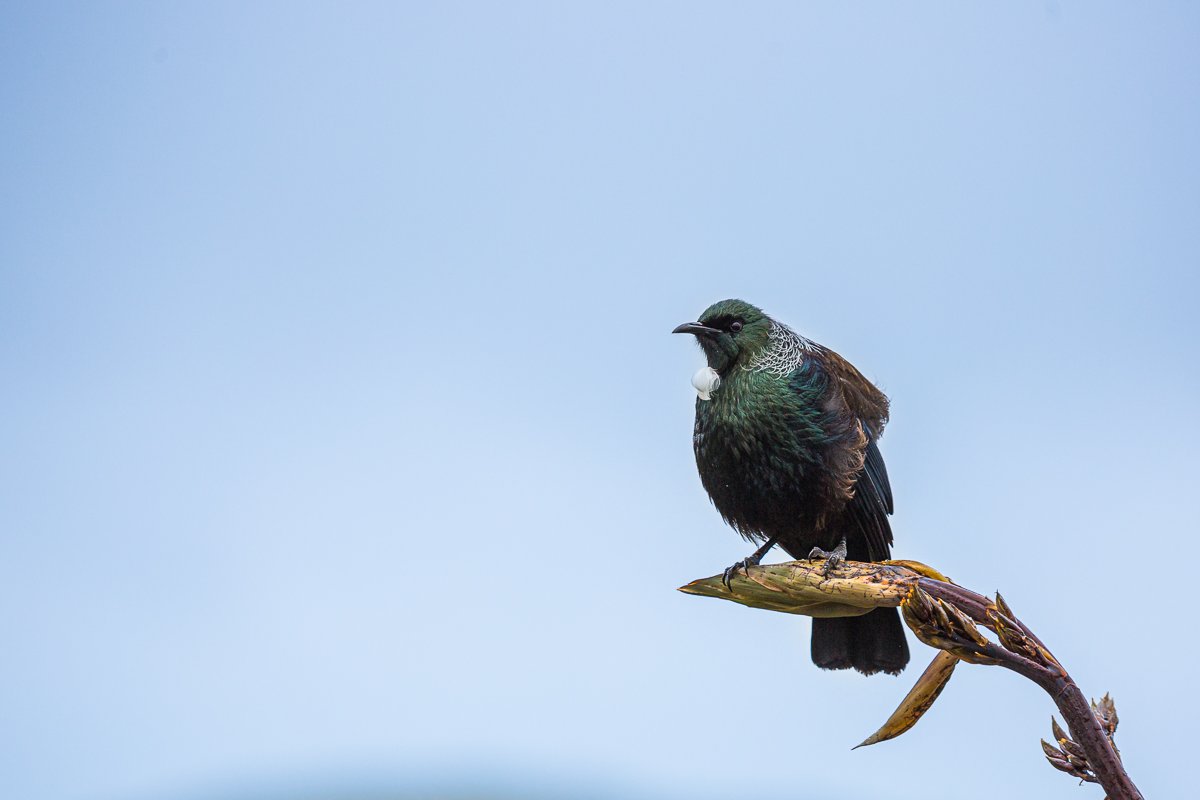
<box><xmin>672</xmin><ymin>321</ymin><xmax>721</xmax><ymax>337</ymax></box>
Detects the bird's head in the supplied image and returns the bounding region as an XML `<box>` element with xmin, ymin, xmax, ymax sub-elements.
<box><xmin>672</xmin><ymin>298</ymin><xmax>773</xmax><ymax>373</ymax></box>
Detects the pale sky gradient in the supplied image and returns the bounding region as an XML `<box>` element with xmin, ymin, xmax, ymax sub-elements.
<box><xmin>2</xmin><ymin>3</ymin><xmax>1197</xmax><ymax>799</ymax></box>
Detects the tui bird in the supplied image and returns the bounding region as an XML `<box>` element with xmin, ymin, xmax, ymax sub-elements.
<box><xmin>674</xmin><ymin>299</ymin><xmax>910</xmax><ymax>676</ymax></box>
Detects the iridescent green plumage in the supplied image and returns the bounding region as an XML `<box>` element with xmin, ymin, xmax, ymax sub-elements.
<box><xmin>675</xmin><ymin>299</ymin><xmax>909</xmax><ymax>675</ymax></box>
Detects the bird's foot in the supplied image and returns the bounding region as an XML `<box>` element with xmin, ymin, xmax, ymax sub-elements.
<box><xmin>721</xmin><ymin>558</ymin><xmax>756</xmax><ymax>588</ymax></box>
<box><xmin>720</xmin><ymin>538</ymin><xmax>778</xmax><ymax>589</ymax></box>
<box><xmin>808</xmin><ymin>538</ymin><xmax>848</xmax><ymax>576</ymax></box>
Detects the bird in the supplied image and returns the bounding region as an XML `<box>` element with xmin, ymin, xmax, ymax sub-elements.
<box><xmin>673</xmin><ymin>298</ymin><xmax>910</xmax><ymax>676</ymax></box>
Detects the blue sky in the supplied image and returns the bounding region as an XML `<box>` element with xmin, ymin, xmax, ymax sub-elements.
<box><xmin>2</xmin><ymin>3</ymin><xmax>1197</xmax><ymax>799</ymax></box>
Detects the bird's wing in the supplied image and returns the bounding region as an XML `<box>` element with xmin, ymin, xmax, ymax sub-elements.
<box><xmin>793</xmin><ymin>352</ymin><xmax>894</xmax><ymax>561</ymax></box>
<box><xmin>845</xmin><ymin>422</ymin><xmax>895</xmax><ymax>561</ymax></box>
<box><xmin>817</xmin><ymin>346</ymin><xmax>890</xmax><ymax>435</ymax></box>
<box><xmin>862</xmin><ymin>426</ymin><xmax>894</xmax><ymax>515</ymax></box>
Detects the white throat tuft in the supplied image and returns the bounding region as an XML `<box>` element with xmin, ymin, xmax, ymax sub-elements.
<box><xmin>691</xmin><ymin>366</ymin><xmax>721</xmax><ymax>400</ymax></box>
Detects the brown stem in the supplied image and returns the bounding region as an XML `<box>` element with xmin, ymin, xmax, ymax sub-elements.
<box><xmin>1035</xmin><ymin>674</ymin><xmax>1142</xmax><ymax>800</ymax></box>
<box><xmin>918</xmin><ymin>578</ymin><xmax>1056</xmax><ymax>656</ymax></box>
<box><xmin>917</xmin><ymin>577</ymin><xmax>1141</xmax><ymax>799</ymax></box>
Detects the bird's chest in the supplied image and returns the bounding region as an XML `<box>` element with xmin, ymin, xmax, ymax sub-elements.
<box><xmin>692</xmin><ymin>386</ymin><xmax>825</xmax><ymax>536</ymax></box>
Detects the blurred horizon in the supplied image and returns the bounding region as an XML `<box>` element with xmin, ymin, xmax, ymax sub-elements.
<box><xmin>2</xmin><ymin>3</ymin><xmax>1197</xmax><ymax>799</ymax></box>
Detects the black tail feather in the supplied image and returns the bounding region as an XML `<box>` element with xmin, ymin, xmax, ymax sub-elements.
<box><xmin>811</xmin><ymin>607</ymin><xmax>910</xmax><ymax>676</ymax></box>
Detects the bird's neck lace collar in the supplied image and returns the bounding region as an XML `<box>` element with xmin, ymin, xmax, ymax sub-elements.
<box><xmin>742</xmin><ymin>321</ymin><xmax>814</xmax><ymax>376</ymax></box>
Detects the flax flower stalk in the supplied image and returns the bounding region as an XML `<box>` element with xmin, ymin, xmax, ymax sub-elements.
<box><xmin>679</xmin><ymin>560</ymin><xmax>1141</xmax><ymax>800</ymax></box>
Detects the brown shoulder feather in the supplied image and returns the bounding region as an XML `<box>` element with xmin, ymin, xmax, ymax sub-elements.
<box><xmin>814</xmin><ymin>347</ymin><xmax>890</xmax><ymax>436</ymax></box>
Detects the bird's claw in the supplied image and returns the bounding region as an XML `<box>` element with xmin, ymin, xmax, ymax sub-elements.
<box><xmin>722</xmin><ymin>558</ymin><xmax>754</xmax><ymax>588</ymax></box>
<box><xmin>719</xmin><ymin>539</ymin><xmax>777</xmax><ymax>589</ymax></box>
<box><xmin>808</xmin><ymin>542</ymin><xmax>847</xmax><ymax>576</ymax></box>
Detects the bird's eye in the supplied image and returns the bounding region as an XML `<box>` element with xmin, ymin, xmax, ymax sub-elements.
<box><xmin>730</xmin><ymin>321</ymin><xmax>743</xmax><ymax>333</ymax></box>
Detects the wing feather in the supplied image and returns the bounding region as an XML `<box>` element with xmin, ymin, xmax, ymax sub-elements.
<box><xmin>785</xmin><ymin>350</ymin><xmax>895</xmax><ymax>561</ymax></box>
<box><xmin>848</xmin><ymin>424</ymin><xmax>894</xmax><ymax>560</ymax></box>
